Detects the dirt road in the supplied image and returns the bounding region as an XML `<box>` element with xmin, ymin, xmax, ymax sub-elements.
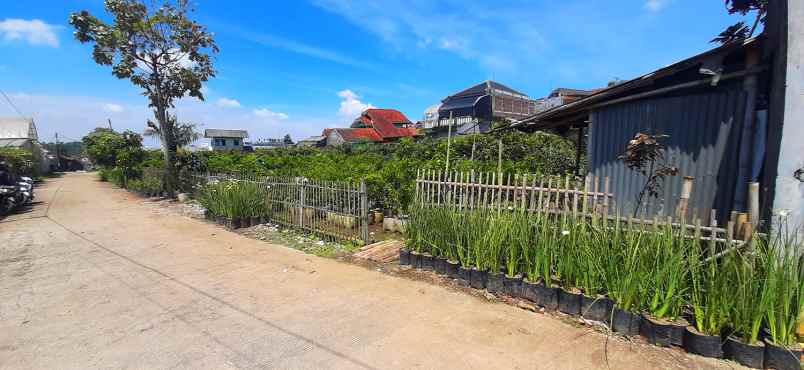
<box><xmin>0</xmin><ymin>173</ymin><xmax>738</xmax><ymax>369</ymax></box>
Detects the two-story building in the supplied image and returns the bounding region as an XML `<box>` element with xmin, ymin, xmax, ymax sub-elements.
<box><xmin>419</xmin><ymin>80</ymin><xmax>539</xmax><ymax>137</ymax></box>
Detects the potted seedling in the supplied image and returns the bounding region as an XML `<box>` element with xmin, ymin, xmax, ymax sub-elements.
<box><xmin>456</xmin><ymin>238</ymin><xmax>472</xmax><ymax>286</ymax></box>
<box><xmin>556</xmin><ymin>214</ymin><xmax>586</xmax><ymax>316</ymax></box>
<box><xmin>639</xmin><ymin>220</ymin><xmax>690</xmax><ymax>347</ymax></box>
<box><xmin>467</xmin><ymin>210</ymin><xmax>490</xmax><ymax>289</ymax></box>
<box><xmin>579</xmin><ymin>217</ymin><xmax>613</xmax><ymax>323</ymax></box>
<box><xmin>399</xmin><ymin>206</ymin><xmax>418</xmax><ymax>265</ymax></box>
<box><xmin>528</xmin><ymin>212</ymin><xmax>559</xmax><ymax>310</ymax></box>
<box><xmin>502</xmin><ymin>219</ymin><xmax>524</xmax><ymax>297</ymax></box>
<box><xmin>723</xmin><ymin>241</ymin><xmax>773</xmax><ymax>369</ymax></box>
<box><xmin>484</xmin><ymin>211</ymin><xmax>508</xmax><ymax>294</ymax></box>
<box><xmin>603</xmin><ymin>220</ymin><xmax>644</xmax><ymax>336</ymax></box>
<box><xmin>684</xmin><ymin>226</ymin><xmax>733</xmax><ymax>359</ymax></box>
<box><xmin>762</xmin><ymin>229</ymin><xmax>803</xmax><ymax>370</ymax></box>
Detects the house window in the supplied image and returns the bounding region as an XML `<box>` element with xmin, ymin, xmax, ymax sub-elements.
<box><xmin>213</xmin><ymin>138</ymin><xmax>225</xmax><ymax>146</ymax></box>
<box><xmin>233</xmin><ymin>139</ymin><xmax>240</xmax><ymax>146</ymax></box>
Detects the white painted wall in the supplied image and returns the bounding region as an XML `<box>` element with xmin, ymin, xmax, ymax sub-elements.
<box><xmin>209</xmin><ymin>137</ymin><xmax>243</xmax><ymax>151</ymax></box>
<box><xmin>772</xmin><ymin>1</ymin><xmax>804</xmax><ymax>231</ymax></box>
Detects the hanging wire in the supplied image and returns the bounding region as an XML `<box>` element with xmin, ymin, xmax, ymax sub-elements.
<box><xmin>0</xmin><ymin>88</ymin><xmax>26</xmax><ymax>118</ymax></box>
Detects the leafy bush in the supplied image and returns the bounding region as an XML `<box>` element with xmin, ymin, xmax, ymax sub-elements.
<box><xmin>181</xmin><ymin>131</ymin><xmax>578</xmax><ymax>213</ymax></box>
<box><xmin>0</xmin><ymin>148</ymin><xmax>36</xmax><ymax>177</ymax></box>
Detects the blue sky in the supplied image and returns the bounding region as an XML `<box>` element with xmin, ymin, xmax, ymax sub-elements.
<box><xmin>0</xmin><ymin>0</ymin><xmax>752</xmax><ymax>145</ymax></box>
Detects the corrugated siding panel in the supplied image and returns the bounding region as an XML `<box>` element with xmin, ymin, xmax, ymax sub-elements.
<box><xmin>589</xmin><ymin>90</ymin><xmax>746</xmax><ymax>224</ymax></box>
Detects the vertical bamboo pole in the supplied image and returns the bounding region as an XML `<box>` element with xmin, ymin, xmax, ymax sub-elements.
<box><xmin>490</xmin><ymin>172</ymin><xmax>497</xmax><ymax>210</ymax></box>
<box><xmin>710</xmin><ymin>209</ymin><xmax>718</xmax><ymax>249</ymax></box>
<box><xmin>437</xmin><ymin>169</ymin><xmax>443</xmax><ymax>207</ymax></box>
<box><xmin>529</xmin><ymin>176</ymin><xmax>537</xmax><ymax>213</ymax></box>
<box><xmin>445</xmin><ymin>111</ymin><xmax>453</xmax><ymax>174</ymax></box>
<box><xmin>675</xmin><ymin>176</ymin><xmax>695</xmax><ymax>222</ymax></box>
<box><xmin>563</xmin><ymin>175</ymin><xmax>570</xmax><ymax>211</ymax></box>
<box><xmin>502</xmin><ymin>173</ymin><xmax>510</xmax><ymax>210</ymax></box>
<box><xmin>360</xmin><ymin>179</ymin><xmax>368</xmax><ymax>244</ymax></box>
<box><xmin>520</xmin><ymin>174</ymin><xmax>528</xmax><ymax>211</ymax></box>
<box><xmin>592</xmin><ymin>175</ymin><xmax>600</xmax><ymax>214</ymax></box>
<box><xmin>415</xmin><ymin>168</ymin><xmax>421</xmax><ymax>205</ymax></box>
<box><xmin>747</xmin><ymin>182</ymin><xmax>760</xmax><ymax>229</ymax></box>
<box><xmin>603</xmin><ymin>176</ymin><xmax>610</xmax><ymax>216</ymax></box>
<box><xmin>469</xmin><ymin>170</ymin><xmax>476</xmax><ymax>210</ymax></box>
<box><xmin>298</xmin><ymin>177</ymin><xmax>305</xmax><ymax>229</ymax></box>
<box><xmin>582</xmin><ymin>175</ymin><xmax>590</xmax><ymax>216</ymax></box>
<box><xmin>537</xmin><ymin>178</ymin><xmax>544</xmax><ymax>213</ymax></box>
<box><xmin>497</xmin><ymin>139</ymin><xmax>503</xmax><ymax>175</ymax></box>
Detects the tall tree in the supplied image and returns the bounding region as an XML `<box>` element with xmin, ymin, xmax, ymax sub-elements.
<box><xmin>283</xmin><ymin>134</ymin><xmax>294</xmax><ymax>145</ymax></box>
<box><xmin>69</xmin><ymin>0</ymin><xmax>218</xmax><ymax>195</ymax></box>
<box><xmin>712</xmin><ymin>0</ymin><xmax>767</xmax><ymax>44</ymax></box>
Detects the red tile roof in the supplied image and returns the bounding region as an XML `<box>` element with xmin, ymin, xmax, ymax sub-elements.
<box><xmin>330</xmin><ymin>128</ymin><xmax>382</xmax><ymax>143</ymax></box>
<box><xmin>352</xmin><ymin>109</ymin><xmax>417</xmax><ymax>139</ymax></box>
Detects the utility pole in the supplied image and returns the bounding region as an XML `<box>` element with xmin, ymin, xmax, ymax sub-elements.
<box><xmin>55</xmin><ymin>132</ymin><xmax>61</xmax><ymax>171</ymax></box>
<box><xmin>107</xmin><ymin>119</ymin><xmax>113</xmax><ymax>130</ymax></box>
<box><xmin>445</xmin><ymin>111</ymin><xmax>453</xmax><ymax>174</ymax></box>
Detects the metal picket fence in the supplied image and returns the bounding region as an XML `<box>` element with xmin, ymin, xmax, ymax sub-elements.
<box><xmin>189</xmin><ymin>171</ymin><xmax>369</xmax><ymax>244</ymax></box>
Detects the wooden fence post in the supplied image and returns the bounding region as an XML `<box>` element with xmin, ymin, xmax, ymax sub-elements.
<box><xmin>298</xmin><ymin>177</ymin><xmax>305</xmax><ymax>229</ymax></box>
<box><xmin>360</xmin><ymin>179</ymin><xmax>369</xmax><ymax>244</ymax></box>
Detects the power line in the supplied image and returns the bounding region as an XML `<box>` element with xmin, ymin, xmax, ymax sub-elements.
<box><xmin>0</xmin><ymin>88</ymin><xmax>25</xmax><ymax>118</ymax></box>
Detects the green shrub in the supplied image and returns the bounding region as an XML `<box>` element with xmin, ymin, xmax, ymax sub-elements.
<box><xmin>180</xmin><ymin>131</ymin><xmax>578</xmax><ymax>214</ymax></box>
<box><xmin>0</xmin><ymin>148</ymin><xmax>36</xmax><ymax>178</ymax></box>
<box><xmin>197</xmin><ymin>180</ymin><xmax>269</xmax><ymax>219</ymax></box>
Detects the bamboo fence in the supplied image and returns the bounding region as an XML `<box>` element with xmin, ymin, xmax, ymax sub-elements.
<box><xmin>415</xmin><ymin>169</ymin><xmax>758</xmax><ymax>252</ymax></box>
<box><xmin>190</xmin><ymin>171</ymin><xmax>369</xmax><ymax>243</ymax></box>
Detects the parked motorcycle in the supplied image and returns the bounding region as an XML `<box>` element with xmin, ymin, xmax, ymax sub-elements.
<box><xmin>0</xmin><ymin>185</ymin><xmax>19</xmax><ymax>215</ymax></box>
<box><xmin>18</xmin><ymin>177</ymin><xmax>33</xmax><ymax>205</ymax></box>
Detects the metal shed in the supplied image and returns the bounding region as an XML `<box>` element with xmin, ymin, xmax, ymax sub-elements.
<box><xmin>588</xmin><ymin>90</ymin><xmax>747</xmax><ymax>223</ymax></box>
<box><xmin>512</xmin><ymin>37</ymin><xmax>772</xmax><ymax>225</ymax></box>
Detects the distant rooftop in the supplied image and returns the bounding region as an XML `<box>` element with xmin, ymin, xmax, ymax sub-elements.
<box><xmin>204</xmin><ymin>129</ymin><xmax>248</xmax><ymax>138</ymax></box>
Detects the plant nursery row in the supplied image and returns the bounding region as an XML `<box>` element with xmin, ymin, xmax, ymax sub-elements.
<box><xmin>400</xmin><ymin>205</ymin><xmax>803</xmax><ymax>370</ymax></box>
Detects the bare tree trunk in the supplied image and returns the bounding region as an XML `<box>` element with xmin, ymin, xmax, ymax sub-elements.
<box><xmin>156</xmin><ymin>106</ymin><xmax>178</xmax><ymax>197</ymax></box>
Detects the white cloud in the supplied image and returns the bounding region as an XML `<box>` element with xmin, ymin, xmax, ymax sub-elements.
<box><xmin>644</xmin><ymin>0</ymin><xmax>666</xmax><ymax>12</ymax></box>
<box><xmin>0</xmin><ymin>92</ymin><xmax>337</xmax><ymax>147</ymax></box>
<box><xmin>215</xmin><ymin>97</ymin><xmax>241</xmax><ymax>108</ymax></box>
<box><xmin>0</xmin><ymin>19</ymin><xmax>59</xmax><ymax>47</ymax></box>
<box><xmin>337</xmin><ymin>90</ymin><xmax>373</xmax><ymax>117</ymax></box>
<box><xmin>222</xmin><ymin>24</ymin><xmax>381</xmax><ymax>73</ymax></box>
<box><xmin>253</xmin><ymin>108</ymin><xmax>289</xmax><ymax>120</ymax></box>
<box><xmin>102</xmin><ymin>103</ymin><xmax>124</xmax><ymax>113</ymax></box>
<box><xmin>312</xmin><ymin>1</ymin><xmax>547</xmax><ymax>72</ymax></box>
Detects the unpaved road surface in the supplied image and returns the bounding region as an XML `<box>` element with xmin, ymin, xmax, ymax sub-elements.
<box><xmin>0</xmin><ymin>173</ymin><xmax>740</xmax><ymax>369</ymax></box>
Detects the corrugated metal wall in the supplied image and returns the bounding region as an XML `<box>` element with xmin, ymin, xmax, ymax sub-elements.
<box><xmin>588</xmin><ymin>90</ymin><xmax>747</xmax><ymax>224</ymax></box>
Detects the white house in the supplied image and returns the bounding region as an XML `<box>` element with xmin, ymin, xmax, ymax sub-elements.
<box><xmin>204</xmin><ymin>129</ymin><xmax>248</xmax><ymax>151</ymax></box>
<box><xmin>0</xmin><ymin>117</ymin><xmax>53</xmax><ymax>174</ymax></box>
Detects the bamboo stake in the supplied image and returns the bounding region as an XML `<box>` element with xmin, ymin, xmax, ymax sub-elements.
<box><xmin>603</xmin><ymin>176</ymin><xmax>610</xmax><ymax>216</ymax></box>
<box><xmin>747</xmin><ymin>182</ymin><xmax>760</xmax><ymax>229</ymax></box>
<box><xmin>469</xmin><ymin>170</ymin><xmax>476</xmax><ymax>209</ymax></box>
<box><xmin>529</xmin><ymin>176</ymin><xmax>537</xmax><ymax>213</ymax></box>
<box><xmin>675</xmin><ymin>176</ymin><xmax>695</xmax><ymax>221</ymax></box>
<box><xmin>582</xmin><ymin>175</ymin><xmax>590</xmax><ymax>215</ymax></box>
